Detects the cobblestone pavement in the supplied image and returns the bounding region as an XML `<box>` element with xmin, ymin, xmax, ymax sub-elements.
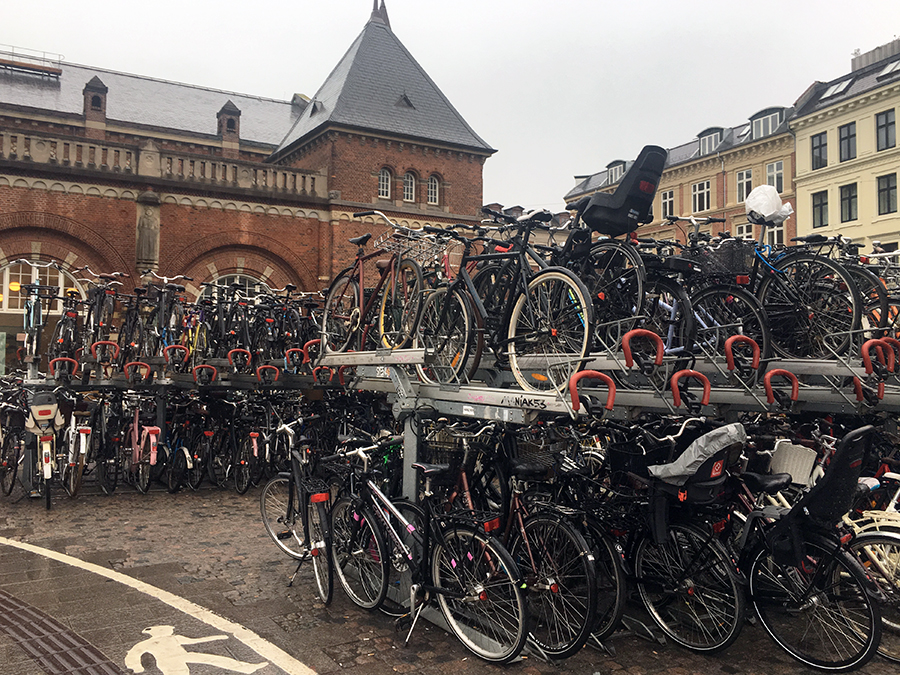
<box><xmin>0</xmin><ymin>483</ymin><xmax>897</xmax><ymax>675</ymax></box>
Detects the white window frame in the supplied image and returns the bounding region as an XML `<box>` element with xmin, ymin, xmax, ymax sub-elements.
<box><xmin>692</xmin><ymin>180</ymin><xmax>711</xmax><ymax>212</ymax></box>
<box><xmin>427</xmin><ymin>176</ymin><xmax>439</xmax><ymax>205</ymax></box>
<box><xmin>607</xmin><ymin>163</ymin><xmax>624</xmax><ymax>183</ymax></box>
<box><xmin>766</xmin><ymin>222</ymin><xmax>784</xmax><ymax>248</ymax></box>
<box><xmin>734</xmin><ymin>221</ymin><xmax>753</xmax><ymax>240</ymax></box>
<box><xmin>660</xmin><ymin>189</ymin><xmax>674</xmax><ymax>219</ymax></box>
<box><xmin>752</xmin><ymin>112</ymin><xmax>781</xmax><ymax>139</ymax></box>
<box><xmin>403</xmin><ymin>173</ymin><xmax>415</xmax><ymax>202</ymax></box>
<box><xmin>736</xmin><ymin>169</ymin><xmax>753</xmax><ymax>202</ymax></box>
<box><xmin>378</xmin><ymin>168</ymin><xmax>392</xmax><ymax>199</ymax></box>
<box><xmin>201</xmin><ymin>273</ymin><xmax>262</xmax><ymax>300</ymax></box>
<box><xmin>0</xmin><ymin>262</ymin><xmax>85</xmax><ymax>314</ymax></box>
<box><xmin>766</xmin><ymin>160</ymin><xmax>784</xmax><ymax>193</ymax></box>
<box><xmin>699</xmin><ymin>133</ymin><xmax>720</xmax><ymax>155</ymax></box>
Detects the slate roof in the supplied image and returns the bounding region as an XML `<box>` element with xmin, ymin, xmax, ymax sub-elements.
<box><xmin>0</xmin><ymin>61</ymin><xmax>302</xmax><ymax>147</ymax></box>
<box><xmin>564</xmin><ymin>108</ymin><xmax>793</xmax><ymax>201</ymax></box>
<box><xmin>269</xmin><ymin>13</ymin><xmax>494</xmax><ymax>162</ymax></box>
<box><xmin>793</xmin><ymin>52</ymin><xmax>900</xmax><ymax>119</ymax></box>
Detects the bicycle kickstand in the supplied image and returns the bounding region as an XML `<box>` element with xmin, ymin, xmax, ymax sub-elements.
<box><xmin>288</xmin><ymin>552</ymin><xmax>307</xmax><ymax>587</ymax></box>
<box><xmin>403</xmin><ymin>583</ymin><xmax>424</xmax><ymax>646</ymax></box>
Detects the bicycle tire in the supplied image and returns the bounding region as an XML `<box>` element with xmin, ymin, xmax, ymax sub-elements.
<box><xmin>260</xmin><ymin>476</ymin><xmax>305</xmax><ymax>559</ymax></box>
<box><xmin>186</xmin><ymin>430</ymin><xmax>208</xmax><ymax>491</ymax></box>
<box><xmin>691</xmin><ymin>284</ymin><xmax>771</xmax><ymax>387</ymax></box>
<box><xmin>117</xmin><ymin>313</ymin><xmax>144</xmax><ymax>366</ymax></box>
<box><xmin>322</xmin><ymin>273</ymin><xmax>359</xmax><ymax>353</ymax></box>
<box><xmin>845</xmin><ymin>263</ymin><xmax>890</xmax><ymax>338</ymax></box>
<box><xmin>136</xmin><ymin>434</ymin><xmax>152</xmax><ymax>494</ymax></box>
<box><xmin>757</xmin><ymin>253</ymin><xmax>862</xmax><ymax>359</ymax></box>
<box><xmin>849</xmin><ymin>530</ymin><xmax>900</xmax><ymax>663</ymax></box>
<box><xmin>750</xmin><ymin>535</ymin><xmax>881</xmax><ymax>671</ymax></box>
<box><xmin>234</xmin><ymin>435</ymin><xmax>254</xmax><ymax>495</ymax></box>
<box><xmin>378</xmin><ymin>258</ymin><xmax>424</xmax><ymax>350</ymax></box>
<box><xmin>414</xmin><ymin>287</ymin><xmax>471</xmax><ymax>385</ymax></box>
<box><xmin>586</xmin><ymin>240</ymin><xmax>645</xmax><ymax>352</ymax></box>
<box><xmin>310</xmin><ymin>499</ymin><xmax>334</xmax><ymax>605</ymax></box>
<box><xmin>510</xmin><ymin>514</ymin><xmax>597</xmax><ymax>659</ymax></box>
<box><xmin>49</xmin><ymin>317</ymin><xmax>77</xmax><ymax>360</ymax></box>
<box><xmin>96</xmin><ymin>416</ymin><xmax>119</xmax><ymax>496</ymax></box>
<box><xmin>635</xmin><ymin>522</ymin><xmax>745</xmax><ymax>653</ymax></box>
<box><xmin>0</xmin><ymin>431</ymin><xmax>21</xmax><ymax>496</ymax></box>
<box><xmin>582</xmin><ymin>517</ymin><xmax>627</xmax><ymax>642</ymax></box>
<box><xmin>379</xmin><ymin>499</ymin><xmax>425</xmax><ymax>617</ymax></box>
<box><xmin>432</xmin><ymin>524</ymin><xmax>528</xmax><ymax>663</ymax></box>
<box><xmin>615</xmin><ymin>276</ymin><xmax>696</xmax><ymax>391</ymax></box>
<box><xmin>167</xmin><ymin>443</ymin><xmax>187</xmax><ymax>493</ymax></box>
<box><xmin>508</xmin><ymin>268</ymin><xmax>593</xmax><ymax>393</ymax></box>
<box><xmin>189</xmin><ymin>322</ymin><xmax>211</xmax><ymax>368</ymax></box>
<box><xmin>330</xmin><ymin>497</ymin><xmax>389</xmax><ymax>611</ymax></box>
<box><xmin>63</xmin><ymin>433</ymin><xmax>86</xmax><ymax>498</ymax></box>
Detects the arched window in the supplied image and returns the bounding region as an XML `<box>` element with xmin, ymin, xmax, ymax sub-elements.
<box><xmin>226</xmin><ymin>118</ymin><xmax>236</xmax><ymax>132</ymax></box>
<box><xmin>403</xmin><ymin>172</ymin><xmax>416</xmax><ymax>202</ymax></box>
<box><xmin>378</xmin><ymin>168</ymin><xmax>392</xmax><ymax>199</ymax></box>
<box><xmin>427</xmin><ymin>176</ymin><xmax>440</xmax><ymax>205</ymax></box>
<box><xmin>0</xmin><ymin>260</ymin><xmax>85</xmax><ymax>314</ymax></box>
<box><xmin>201</xmin><ymin>273</ymin><xmax>262</xmax><ymax>300</ymax></box>
<box><xmin>90</xmin><ymin>95</ymin><xmax>102</xmax><ymax>110</ymax></box>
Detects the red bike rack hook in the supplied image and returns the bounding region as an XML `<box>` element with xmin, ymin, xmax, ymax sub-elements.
<box><xmin>724</xmin><ymin>335</ymin><xmax>761</xmax><ymax>371</ymax></box>
<box><xmin>568</xmin><ymin>370</ymin><xmax>616</xmax><ymax>412</ymax></box>
<box><xmin>621</xmin><ymin>329</ymin><xmax>664</xmax><ymax>368</ymax></box>
<box><xmin>763</xmin><ymin>369</ymin><xmax>800</xmax><ymax>405</ymax></box>
<box><xmin>862</xmin><ymin>338</ymin><xmax>895</xmax><ymax>374</ymax></box>
<box><xmin>256</xmin><ymin>365</ymin><xmax>280</xmax><ymax>384</ymax></box>
<box><xmin>192</xmin><ymin>365</ymin><xmax>218</xmax><ymax>385</ymax></box>
<box><xmin>49</xmin><ymin>357</ymin><xmax>79</xmax><ymax>378</ymax></box>
<box><xmin>671</xmin><ymin>370</ymin><xmax>711</xmax><ymax>408</ymax></box>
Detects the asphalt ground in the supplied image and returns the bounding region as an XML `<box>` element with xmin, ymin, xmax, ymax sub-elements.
<box><xmin>0</xmin><ymin>479</ymin><xmax>897</xmax><ymax>675</ymax></box>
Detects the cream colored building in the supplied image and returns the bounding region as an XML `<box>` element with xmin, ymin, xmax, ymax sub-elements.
<box><xmin>566</xmin><ymin>111</ymin><xmax>797</xmax><ymax>246</ymax></box>
<box><xmin>792</xmin><ymin>40</ymin><xmax>900</xmax><ymax>250</ymax></box>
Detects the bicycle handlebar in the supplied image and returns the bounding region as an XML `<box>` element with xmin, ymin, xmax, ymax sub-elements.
<box><xmin>143</xmin><ymin>270</ymin><xmax>194</xmax><ymax>283</ymax></box>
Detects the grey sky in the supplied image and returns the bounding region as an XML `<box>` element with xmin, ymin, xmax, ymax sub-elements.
<box><xmin>3</xmin><ymin>1</ymin><xmax>899</xmax><ymax>211</ymax></box>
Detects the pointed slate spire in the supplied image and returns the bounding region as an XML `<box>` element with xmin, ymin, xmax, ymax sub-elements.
<box><xmin>379</xmin><ymin>0</ymin><xmax>391</xmax><ymax>29</ymax></box>
<box><xmin>269</xmin><ymin>9</ymin><xmax>492</xmax><ymax>162</ymax></box>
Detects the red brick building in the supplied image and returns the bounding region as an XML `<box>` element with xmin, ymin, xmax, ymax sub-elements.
<box><xmin>0</xmin><ymin>2</ymin><xmax>494</xmax><ymax>363</ymax></box>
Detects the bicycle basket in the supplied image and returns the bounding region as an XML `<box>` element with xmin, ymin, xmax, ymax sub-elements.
<box><xmin>695</xmin><ymin>239</ymin><xmax>756</xmax><ymax>278</ymax></box>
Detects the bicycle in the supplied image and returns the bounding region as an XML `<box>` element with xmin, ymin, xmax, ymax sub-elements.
<box><xmin>117</xmin><ymin>392</ymin><xmax>162</xmax><ymax>494</ymax></box>
<box><xmin>260</xmin><ymin>433</ymin><xmax>334</xmax><ymax>604</ymax></box>
<box><xmin>322</xmin><ymin>438</ymin><xmax>529</xmax><ymax>663</ymax></box>
<box><xmin>322</xmin><ymin>210</ymin><xmax>424</xmax><ymax>353</ymax></box>
<box><xmin>142</xmin><ymin>270</ymin><xmax>192</xmax><ymax>369</ymax></box>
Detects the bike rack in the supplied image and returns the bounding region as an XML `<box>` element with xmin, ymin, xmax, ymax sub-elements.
<box><xmin>124</xmin><ymin>361</ymin><xmax>153</xmax><ymax>386</ymax></box>
<box><xmin>256</xmin><ymin>365</ymin><xmax>280</xmax><ymax>385</ymax></box>
<box><xmin>192</xmin><ymin>364</ymin><xmax>218</xmax><ymax>385</ymax></box>
<box><xmin>163</xmin><ymin>345</ymin><xmax>190</xmax><ymax>369</ymax></box>
<box><xmin>227</xmin><ymin>348</ymin><xmax>252</xmax><ymax>373</ymax></box>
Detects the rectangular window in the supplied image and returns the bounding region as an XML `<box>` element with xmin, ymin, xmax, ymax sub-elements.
<box><xmin>699</xmin><ymin>133</ymin><xmax>720</xmax><ymax>155</ymax></box>
<box><xmin>766</xmin><ymin>161</ymin><xmax>784</xmax><ymax>193</ymax></box>
<box><xmin>812</xmin><ymin>190</ymin><xmax>829</xmax><ymax>228</ymax></box>
<box><xmin>661</xmin><ymin>190</ymin><xmax>674</xmax><ymax>219</ymax></box>
<box><xmin>752</xmin><ymin>113</ymin><xmax>780</xmax><ymax>139</ymax></box>
<box><xmin>878</xmin><ymin>174</ymin><xmax>898</xmax><ymax>215</ymax></box>
<box><xmin>840</xmin><ymin>183</ymin><xmax>858</xmax><ymax>222</ymax></box>
<box><xmin>734</xmin><ymin>221</ymin><xmax>753</xmax><ymax>240</ymax></box>
<box><xmin>811</xmin><ymin>132</ymin><xmax>827</xmax><ymax>170</ymax></box>
<box><xmin>839</xmin><ymin>122</ymin><xmax>856</xmax><ymax>162</ymax></box>
<box><xmin>766</xmin><ymin>223</ymin><xmax>784</xmax><ymax>248</ymax></box>
<box><xmin>877</xmin><ymin>110</ymin><xmax>896</xmax><ymax>151</ymax></box>
<box><xmin>692</xmin><ymin>181</ymin><xmax>710</xmax><ymax>212</ymax></box>
<box><xmin>736</xmin><ymin>169</ymin><xmax>752</xmax><ymax>202</ymax></box>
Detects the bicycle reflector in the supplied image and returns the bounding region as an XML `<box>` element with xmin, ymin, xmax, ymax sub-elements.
<box><xmin>639</xmin><ymin>180</ymin><xmax>656</xmax><ymax>194</ymax></box>
<box><xmin>310</xmin><ymin>492</ymin><xmax>330</xmax><ymax>503</ymax></box>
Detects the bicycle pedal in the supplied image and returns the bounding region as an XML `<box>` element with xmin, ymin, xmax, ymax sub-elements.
<box><xmin>276</xmin><ymin>530</ymin><xmax>293</xmax><ymax>541</ymax></box>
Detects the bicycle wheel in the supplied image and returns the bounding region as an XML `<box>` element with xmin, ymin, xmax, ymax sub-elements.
<box><xmin>380</xmin><ymin>500</ymin><xmax>425</xmax><ymax>617</ymax></box>
<box><xmin>234</xmin><ymin>435</ymin><xmax>254</xmax><ymax>495</ymax></box>
<box><xmin>750</xmin><ymin>536</ymin><xmax>881</xmax><ymax>671</ymax></box>
<box><xmin>414</xmin><ymin>287</ymin><xmax>471</xmax><ymax>385</ymax></box>
<box><xmin>616</xmin><ymin>276</ymin><xmax>695</xmax><ymax>391</ymax></box>
<box><xmin>310</xmin><ymin>499</ymin><xmax>334</xmax><ymax>605</ymax></box>
<box><xmin>757</xmin><ymin>254</ymin><xmax>862</xmax><ymax>359</ymax></box>
<box><xmin>186</xmin><ymin>430</ymin><xmax>209</xmax><ymax>491</ymax></box>
<box><xmin>330</xmin><ymin>498</ymin><xmax>389</xmax><ymax>610</ymax></box>
<box><xmin>432</xmin><ymin>525</ymin><xmax>528</xmax><ymax>663</ymax></box>
<box><xmin>260</xmin><ymin>476</ymin><xmax>305</xmax><ymax>559</ymax></box>
<box><xmin>136</xmin><ymin>434</ymin><xmax>152</xmax><ymax>494</ymax></box>
<box><xmin>635</xmin><ymin>522</ymin><xmax>744</xmax><ymax>653</ymax></box>
<box><xmin>587</xmin><ymin>240</ymin><xmax>645</xmax><ymax>353</ymax></box>
<box><xmin>96</xmin><ymin>441</ymin><xmax>119</xmax><ymax>496</ymax></box>
<box><xmin>49</xmin><ymin>317</ymin><xmax>77</xmax><ymax>360</ymax></box>
<box><xmin>167</xmin><ymin>443</ymin><xmax>187</xmax><ymax>493</ymax></box>
<box><xmin>63</xmin><ymin>436</ymin><xmax>86</xmax><ymax>498</ymax></box>
<box><xmin>251</xmin><ymin>321</ymin><xmax>276</xmax><ymax>364</ymax></box>
<box><xmin>0</xmin><ymin>431</ymin><xmax>21</xmax><ymax>496</ymax></box>
<box><xmin>508</xmin><ymin>268</ymin><xmax>592</xmax><ymax>393</ymax></box>
<box><xmin>510</xmin><ymin>514</ymin><xmax>597</xmax><ymax>659</ymax></box>
<box><xmin>379</xmin><ymin>258</ymin><xmax>424</xmax><ymax>350</ymax></box>
<box><xmin>322</xmin><ymin>273</ymin><xmax>359</xmax><ymax>353</ymax></box>
<box><xmin>207</xmin><ymin>429</ymin><xmax>230</xmax><ymax>488</ymax></box>
<box><xmin>189</xmin><ymin>322</ymin><xmax>210</xmax><ymax>368</ymax></box>
<box><xmin>117</xmin><ymin>314</ymin><xmax>144</xmax><ymax>366</ymax></box>
<box><xmin>582</xmin><ymin>517</ymin><xmax>626</xmax><ymax>642</ymax></box>
<box><xmin>691</xmin><ymin>284</ymin><xmax>771</xmax><ymax>386</ymax></box>
<box><xmin>845</xmin><ymin>264</ymin><xmax>889</xmax><ymax>340</ymax></box>
<box><xmin>850</xmin><ymin>531</ymin><xmax>900</xmax><ymax>663</ymax></box>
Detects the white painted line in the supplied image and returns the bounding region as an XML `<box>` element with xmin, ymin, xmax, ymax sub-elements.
<box><xmin>0</xmin><ymin>536</ymin><xmax>316</xmax><ymax>675</ymax></box>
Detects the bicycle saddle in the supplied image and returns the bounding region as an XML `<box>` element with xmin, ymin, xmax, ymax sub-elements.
<box><xmin>411</xmin><ymin>461</ymin><xmax>451</xmax><ymax>476</ymax></box>
<box><xmin>349</xmin><ymin>233</ymin><xmax>372</xmax><ymax>246</ymax></box>
<box><xmin>741</xmin><ymin>471</ymin><xmax>792</xmax><ymax>495</ymax></box>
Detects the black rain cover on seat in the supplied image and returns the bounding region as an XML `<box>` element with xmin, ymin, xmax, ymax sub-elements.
<box><xmin>581</xmin><ymin>145</ymin><xmax>668</xmax><ymax>237</ymax></box>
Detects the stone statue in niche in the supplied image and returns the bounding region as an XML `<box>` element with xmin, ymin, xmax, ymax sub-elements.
<box><xmin>136</xmin><ymin>191</ymin><xmax>161</xmax><ymax>271</ymax></box>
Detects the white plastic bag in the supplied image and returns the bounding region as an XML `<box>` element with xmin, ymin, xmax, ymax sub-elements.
<box><xmin>745</xmin><ymin>185</ymin><xmax>793</xmax><ymax>224</ymax></box>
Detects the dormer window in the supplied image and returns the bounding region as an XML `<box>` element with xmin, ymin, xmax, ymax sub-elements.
<box><xmin>216</xmin><ymin>100</ymin><xmax>241</xmax><ymax>139</ymax></box>
<box><xmin>226</xmin><ymin>119</ymin><xmax>236</xmax><ymax>132</ymax></box>
<box><xmin>607</xmin><ymin>161</ymin><xmax>625</xmax><ymax>184</ymax></box>
<box><xmin>90</xmin><ymin>95</ymin><xmax>102</xmax><ymax>110</ymax></box>
<box><xmin>699</xmin><ymin>130</ymin><xmax>722</xmax><ymax>155</ymax></box>
<box><xmin>752</xmin><ymin>111</ymin><xmax>782</xmax><ymax>139</ymax></box>
<box><xmin>822</xmin><ymin>79</ymin><xmax>852</xmax><ymax>99</ymax></box>
<box><xmin>878</xmin><ymin>60</ymin><xmax>900</xmax><ymax>80</ymax></box>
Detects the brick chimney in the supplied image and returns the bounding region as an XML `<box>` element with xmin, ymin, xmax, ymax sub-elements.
<box><xmin>83</xmin><ymin>76</ymin><xmax>108</xmax><ymax>140</ymax></box>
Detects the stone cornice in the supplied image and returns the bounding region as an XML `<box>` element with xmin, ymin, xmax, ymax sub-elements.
<box><xmin>791</xmin><ymin>81</ymin><xmax>900</xmax><ymax>130</ymax></box>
